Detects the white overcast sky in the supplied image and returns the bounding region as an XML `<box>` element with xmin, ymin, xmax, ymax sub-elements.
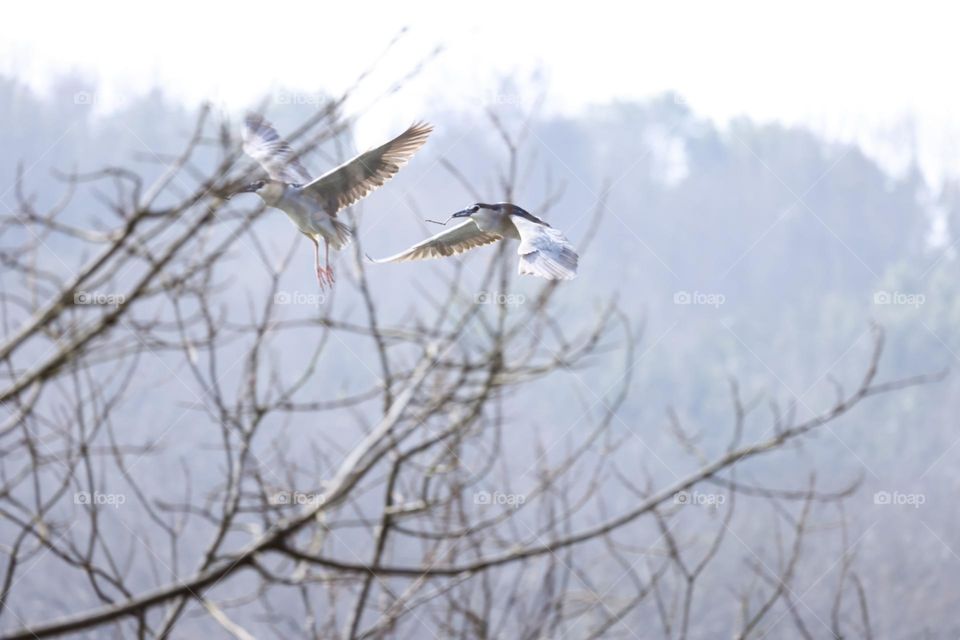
<box><xmin>5</xmin><ymin>0</ymin><xmax>960</xmax><ymax>183</ymax></box>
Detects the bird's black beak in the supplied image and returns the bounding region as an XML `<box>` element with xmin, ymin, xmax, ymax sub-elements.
<box><xmin>427</xmin><ymin>208</ymin><xmax>472</xmax><ymax>225</ymax></box>
<box><xmin>229</xmin><ymin>183</ymin><xmax>260</xmax><ymax>199</ymax></box>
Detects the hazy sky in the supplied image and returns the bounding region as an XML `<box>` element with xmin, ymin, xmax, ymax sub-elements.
<box><xmin>5</xmin><ymin>1</ymin><xmax>960</xmax><ymax>182</ymax></box>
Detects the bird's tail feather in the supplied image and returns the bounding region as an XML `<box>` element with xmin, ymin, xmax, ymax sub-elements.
<box><xmin>329</xmin><ymin>219</ymin><xmax>353</xmax><ymax>250</ymax></box>
<box><xmin>518</xmin><ymin>245</ymin><xmax>578</xmax><ymax>280</ymax></box>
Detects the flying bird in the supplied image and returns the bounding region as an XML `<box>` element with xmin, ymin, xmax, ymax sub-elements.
<box><xmin>369</xmin><ymin>203</ymin><xmax>579</xmax><ymax>280</ymax></box>
<box><xmin>237</xmin><ymin>114</ymin><xmax>432</xmax><ymax>288</ymax></box>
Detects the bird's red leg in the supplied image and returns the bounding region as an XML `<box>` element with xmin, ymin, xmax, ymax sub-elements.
<box><xmin>311</xmin><ymin>236</ymin><xmax>327</xmax><ymax>289</ymax></box>
<box><xmin>324</xmin><ymin>238</ymin><xmax>335</xmax><ymax>284</ymax></box>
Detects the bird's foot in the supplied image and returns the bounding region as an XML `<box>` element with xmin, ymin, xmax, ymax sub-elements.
<box><xmin>315</xmin><ymin>267</ymin><xmax>332</xmax><ymax>290</ymax></box>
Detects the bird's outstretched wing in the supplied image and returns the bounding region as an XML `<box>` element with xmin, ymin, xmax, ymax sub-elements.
<box><xmin>509</xmin><ymin>216</ymin><xmax>579</xmax><ymax>280</ymax></box>
<box><xmin>369</xmin><ymin>220</ymin><xmax>501</xmax><ymax>263</ymax></box>
<box><xmin>301</xmin><ymin>122</ymin><xmax>432</xmax><ymax>214</ymax></box>
<box><xmin>242</xmin><ymin>113</ymin><xmax>312</xmax><ymax>183</ymax></box>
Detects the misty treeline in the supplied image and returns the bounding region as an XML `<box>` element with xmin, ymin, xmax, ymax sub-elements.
<box><xmin>0</xmin><ymin>65</ymin><xmax>955</xmax><ymax>639</ymax></box>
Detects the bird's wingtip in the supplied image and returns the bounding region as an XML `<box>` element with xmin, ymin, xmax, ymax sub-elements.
<box><xmin>409</xmin><ymin>121</ymin><xmax>434</xmax><ymax>135</ymax></box>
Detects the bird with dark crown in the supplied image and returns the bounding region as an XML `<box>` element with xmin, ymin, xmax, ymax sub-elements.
<box><xmin>369</xmin><ymin>202</ymin><xmax>578</xmax><ymax>280</ymax></box>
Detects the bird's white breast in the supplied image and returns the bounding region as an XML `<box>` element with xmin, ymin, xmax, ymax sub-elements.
<box><xmin>271</xmin><ymin>187</ymin><xmax>321</xmax><ymax>232</ymax></box>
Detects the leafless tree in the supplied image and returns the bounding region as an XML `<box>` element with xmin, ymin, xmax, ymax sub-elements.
<box><xmin>0</xmin><ymin>60</ymin><xmax>941</xmax><ymax>640</ymax></box>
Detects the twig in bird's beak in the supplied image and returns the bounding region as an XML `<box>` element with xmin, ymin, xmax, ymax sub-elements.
<box><xmin>425</xmin><ymin>217</ymin><xmax>453</xmax><ymax>225</ymax></box>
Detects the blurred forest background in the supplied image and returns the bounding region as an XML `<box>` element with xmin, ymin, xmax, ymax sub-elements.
<box><xmin>0</xmin><ymin>63</ymin><xmax>958</xmax><ymax>638</ymax></box>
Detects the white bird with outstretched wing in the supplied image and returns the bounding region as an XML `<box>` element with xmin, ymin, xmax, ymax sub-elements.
<box><xmin>237</xmin><ymin>114</ymin><xmax>433</xmax><ymax>288</ymax></box>
<box><xmin>370</xmin><ymin>203</ymin><xmax>578</xmax><ymax>280</ymax></box>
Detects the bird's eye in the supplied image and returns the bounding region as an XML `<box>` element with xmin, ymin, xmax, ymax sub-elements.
<box><xmin>470</xmin><ymin>205</ymin><xmax>479</xmax><ymax>213</ymax></box>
